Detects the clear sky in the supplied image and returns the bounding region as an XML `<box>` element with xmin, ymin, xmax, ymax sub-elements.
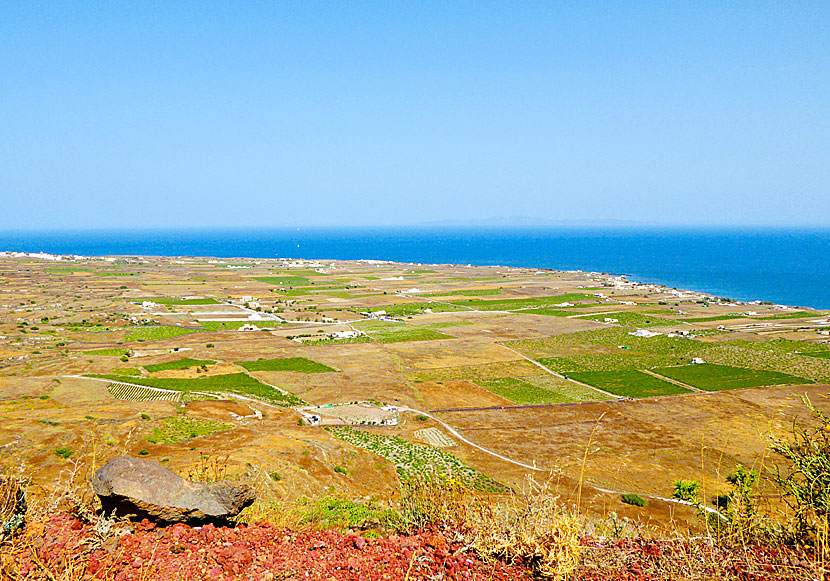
<box><xmin>1</xmin><ymin>1</ymin><xmax>828</xmax><ymax>229</ymax></box>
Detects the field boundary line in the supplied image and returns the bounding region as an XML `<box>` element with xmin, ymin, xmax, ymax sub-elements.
<box><xmin>497</xmin><ymin>344</ymin><xmax>623</xmax><ymax>400</ymax></box>
<box><xmin>398</xmin><ymin>406</ymin><xmax>723</xmax><ymax>518</ymax></box>
<box><xmin>641</xmin><ymin>369</ymin><xmax>704</xmax><ymax>393</ymax></box>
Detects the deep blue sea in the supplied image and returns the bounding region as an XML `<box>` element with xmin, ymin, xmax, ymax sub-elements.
<box><xmin>1</xmin><ymin>227</ymin><xmax>829</xmax><ymax>309</ymax></box>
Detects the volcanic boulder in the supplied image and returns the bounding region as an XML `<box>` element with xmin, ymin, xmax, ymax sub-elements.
<box><xmin>92</xmin><ymin>456</ymin><xmax>255</xmax><ymax>525</ymax></box>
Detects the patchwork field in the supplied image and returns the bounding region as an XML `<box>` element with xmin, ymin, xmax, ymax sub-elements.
<box><xmin>1</xmin><ymin>252</ymin><xmax>829</xmax><ymax>530</ymax></box>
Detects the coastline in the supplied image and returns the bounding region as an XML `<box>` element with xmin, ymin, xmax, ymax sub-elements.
<box><xmin>1</xmin><ymin>248</ymin><xmax>823</xmax><ymax>313</ymax></box>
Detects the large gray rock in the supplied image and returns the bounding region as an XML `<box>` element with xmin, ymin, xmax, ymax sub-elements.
<box><xmin>92</xmin><ymin>456</ymin><xmax>255</xmax><ymax>525</ymax></box>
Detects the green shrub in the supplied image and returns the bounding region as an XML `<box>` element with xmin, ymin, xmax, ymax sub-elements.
<box><xmin>140</xmin><ymin>413</ymin><xmax>151</xmax><ymax>420</ymax></box>
<box><xmin>334</xmin><ymin>465</ymin><xmax>347</xmax><ymax>475</ymax></box>
<box><xmin>138</xmin><ymin>449</ymin><xmax>149</xmax><ymax>456</ymax></box>
<box><xmin>769</xmin><ymin>396</ymin><xmax>830</xmax><ymax>542</ymax></box>
<box><xmin>55</xmin><ymin>447</ymin><xmax>73</xmax><ymax>459</ymax></box>
<box><xmin>621</xmin><ymin>493</ymin><xmax>646</xmax><ymax>507</ymax></box>
<box><xmin>672</xmin><ymin>480</ymin><xmax>701</xmax><ymax>503</ymax></box>
<box><xmin>269</xmin><ymin>471</ymin><xmax>282</xmax><ymax>481</ymax></box>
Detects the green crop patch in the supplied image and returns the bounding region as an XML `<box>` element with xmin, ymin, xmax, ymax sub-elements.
<box><xmin>352</xmin><ymin>320</ymin><xmax>451</xmax><ymax>343</ymax></box>
<box><xmin>475</xmin><ymin>376</ymin><xmax>611</xmax><ymax>405</ymax></box>
<box><xmin>238</xmin><ymin>357</ymin><xmax>335</xmax><ymax>373</ymax></box>
<box><xmin>423</xmin><ymin>288</ymin><xmax>502</xmax><ymax>297</ymax></box>
<box><xmin>583</xmin><ymin>312</ymin><xmax>675</xmax><ymax>327</ymax></box>
<box><xmin>91</xmin><ymin>372</ymin><xmax>304</xmax><ymax>406</ymax></box>
<box><xmin>82</xmin><ymin>348</ymin><xmax>130</xmax><ymax>356</ymax></box>
<box><xmin>146</xmin><ymin>417</ymin><xmax>230</xmax><ymax>444</ymax></box>
<box><xmin>680</xmin><ymin>314</ymin><xmax>746</xmax><ymax>323</ymax></box>
<box><xmin>757</xmin><ymin>311</ymin><xmax>821</xmax><ymax>321</ymax></box>
<box><xmin>359</xmin><ymin>303</ymin><xmax>466</xmax><ymax>317</ymax></box>
<box><xmin>566</xmin><ymin>370</ymin><xmax>691</xmax><ymax>398</ymax></box>
<box><xmin>254</xmin><ymin>276</ymin><xmax>311</xmax><ymax>287</ymax></box>
<box><xmin>652</xmin><ymin>363</ymin><xmax>811</xmax><ymax>391</ymax></box>
<box><xmin>449</xmin><ymin>293</ymin><xmax>596</xmax><ymax>311</ymax></box>
<box><xmin>804</xmin><ymin>351</ymin><xmax>830</xmax><ymax>360</ymax></box>
<box><xmin>108</xmin><ymin>367</ymin><xmax>140</xmax><ymax>377</ymax></box>
<box><xmin>200</xmin><ymin>321</ymin><xmax>277</xmax><ymax>331</ymax></box>
<box><xmin>125</xmin><ymin>326</ymin><xmax>195</xmax><ymax>342</ymax></box>
<box><xmin>144</xmin><ymin>357</ymin><xmax>216</xmax><ymax>373</ymax></box>
<box><xmin>142</xmin><ymin>297</ymin><xmax>221</xmax><ymax>305</ymax></box>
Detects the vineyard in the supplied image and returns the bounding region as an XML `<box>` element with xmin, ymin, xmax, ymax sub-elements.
<box><xmin>413</xmin><ymin>427</ymin><xmax>456</xmax><ymax>448</ymax></box>
<box><xmin>327</xmin><ymin>426</ymin><xmax>505</xmax><ymax>492</ymax></box>
<box><xmin>107</xmin><ymin>382</ymin><xmax>181</xmax><ymax>402</ymax></box>
<box><xmin>106</xmin><ymin>382</ymin><xmax>216</xmax><ymax>402</ymax></box>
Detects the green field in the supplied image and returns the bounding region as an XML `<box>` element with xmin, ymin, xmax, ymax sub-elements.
<box><xmin>652</xmin><ymin>363</ymin><xmax>811</xmax><ymax>391</ymax></box>
<box><xmin>200</xmin><ymin>320</ymin><xmax>277</xmax><ymax>331</ymax></box>
<box><xmin>423</xmin><ymin>288</ymin><xmax>502</xmax><ymax>297</ymax></box>
<box><xmin>254</xmin><ymin>276</ymin><xmax>311</xmax><ymax>287</ymax></box>
<box><xmin>82</xmin><ymin>348</ymin><xmax>130</xmax><ymax>356</ymax></box>
<box><xmin>362</xmin><ymin>303</ymin><xmax>466</xmax><ymax>317</ymax></box>
<box><xmin>680</xmin><ymin>314</ymin><xmax>745</xmax><ymax>323</ymax></box>
<box><xmin>582</xmin><ymin>312</ymin><xmax>675</xmax><ymax>327</ymax></box>
<box><xmin>142</xmin><ymin>297</ymin><xmax>221</xmax><ymax>305</ymax></box>
<box><xmin>91</xmin><ymin>372</ymin><xmax>304</xmax><ymax>406</ymax></box>
<box><xmin>566</xmin><ymin>370</ymin><xmax>691</xmax><ymax>398</ymax></box>
<box><xmin>517</xmin><ymin>327</ymin><xmax>714</xmax><ymax>373</ymax></box>
<box><xmin>804</xmin><ymin>351</ymin><xmax>830</xmax><ymax>360</ymax></box>
<box><xmin>237</xmin><ymin>357</ymin><xmax>335</xmax><ymax>373</ymax></box>
<box><xmin>146</xmin><ymin>416</ymin><xmax>230</xmax><ymax>444</ymax></box>
<box><xmin>125</xmin><ymin>326</ymin><xmax>195</xmax><ymax>342</ymax></box>
<box><xmin>353</xmin><ymin>320</ymin><xmax>451</xmax><ymax>343</ymax></box>
<box><xmin>757</xmin><ymin>311</ymin><xmax>822</xmax><ymax>320</ymax></box>
<box><xmin>449</xmin><ymin>294</ymin><xmax>596</xmax><ymax>311</ymax></box>
<box><xmin>144</xmin><ymin>357</ymin><xmax>216</xmax><ymax>373</ymax></box>
<box><xmin>475</xmin><ymin>376</ymin><xmax>611</xmax><ymax>405</ymax></box>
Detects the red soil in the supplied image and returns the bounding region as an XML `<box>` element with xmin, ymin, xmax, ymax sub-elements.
<box><xmin>4</xmin><ymin>515</ymin><xmax>530</xmax><ymax>580</ymax></box>
<box><xmin>2</xmin><ymin>515</ymin><xmax>820</xmax><ymax>581</ymax></box>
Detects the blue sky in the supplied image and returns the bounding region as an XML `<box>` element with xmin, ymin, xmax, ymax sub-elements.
<box><xmin>1</xmin><ymin>1</ymin><xmax>828</xmax><ymax>229</ymax></box>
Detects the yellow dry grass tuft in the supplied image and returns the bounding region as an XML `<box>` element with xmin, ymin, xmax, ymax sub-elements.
<box><xmin>400</xmin><ymin>473</ymin><xmax>581</xmax><ymax>580</ymax></box>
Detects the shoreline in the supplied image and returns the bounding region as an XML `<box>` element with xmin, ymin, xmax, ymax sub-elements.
<box><xmin>1</xmin><ymin>249</ymin><xmax>822</xmax><ymax>312</ymax></box>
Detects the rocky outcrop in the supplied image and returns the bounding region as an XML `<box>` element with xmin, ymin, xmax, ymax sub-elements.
<box><xmin>92</xmin><ymin>456</ymin><xmax>255</xmax><ymax>525</ymax></box>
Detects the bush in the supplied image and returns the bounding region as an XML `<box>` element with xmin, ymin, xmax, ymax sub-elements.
<box><xmin>120</xmin><ymin>354</ymin><xmax>129</xmax><ymax>362</ymax></box>
<box><xmin>621</xmin><ymin>493</ymin><xmax>646</xmax><ymax>507</ymax></box>
<box><xmin>54</xmin><ymin>447</ymin><xmax>73</xmax><ymax>459</ymax></box>
<box><xmin>673</xmin><ymin>480</ymin><xmax>701</xmax><ymax>503</ymax></box>
<box><xmin>769</xmin><ymin>396</ymin><xmax>830</xmax><ymax>544</ymax></box>
<box><xmin>206</xmin><ymin>343</ymin><xmax>215</xmax><ymax>348</ymax></box>
<box><xmin>333</xmin><ymin>465</ymin><xmax>347</xmax><ymax>475</ymax></box>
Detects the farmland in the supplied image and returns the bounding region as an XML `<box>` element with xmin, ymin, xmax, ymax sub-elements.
<box><xmin>652</xmin><ymin>363</ymin><xmax>811</xmax><ymax>391</ymax></box>
<box><xmin>1</xmin><ymin>252</ymin><xmax>829</xmax><ymax>532</ymax></box>
<box><xmin>238</xmin><ymin>357</ymin><xmax>336</xmax><ymax>373</ymax></box>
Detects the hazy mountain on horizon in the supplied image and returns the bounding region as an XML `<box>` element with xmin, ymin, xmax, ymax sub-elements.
<box><xmin>422</xmin><ymin>216</ymin><xmax>651</xmax><ymax>227</ymax></box>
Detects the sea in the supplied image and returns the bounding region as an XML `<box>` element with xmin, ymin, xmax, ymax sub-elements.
<box><xmin>1</xmin><ymin>227</ymin><xmax>829</xmax><ymax>310</ymax></box>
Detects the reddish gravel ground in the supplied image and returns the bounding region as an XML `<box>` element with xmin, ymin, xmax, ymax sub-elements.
<box><xmin>1</xmin><ymin>515</ymin><xmax>822</xmax><ymax>581</ymax></box>
<box><xmin>3</xmin><ymin>515</ymin><xmax>531</xmax><ymax>580</ymax></box>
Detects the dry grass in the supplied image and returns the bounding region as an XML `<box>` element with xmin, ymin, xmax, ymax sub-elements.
<box><xmin>401</xmin><ymin>473</ymin><xmax>581</xmax><ymax>580</ymax></box>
